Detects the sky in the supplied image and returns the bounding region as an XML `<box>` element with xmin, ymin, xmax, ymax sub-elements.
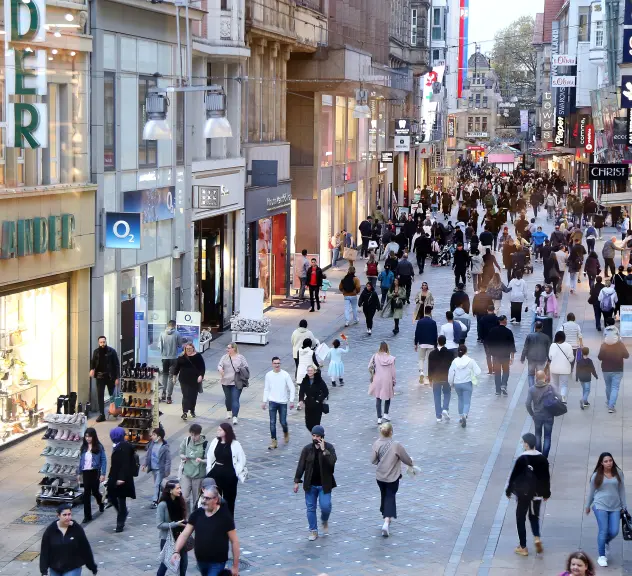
<box><xmin>466</xmin><ymin>0</ymin><xmax>545</xmax><ymax>51</ymax></box>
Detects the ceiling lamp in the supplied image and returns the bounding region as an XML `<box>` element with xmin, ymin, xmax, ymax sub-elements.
<box><xmin>353</xmin><ymin>88</ymin><xmax>371</xmax><ymax>119</ymax></box>
<box><xmin>142</xmin><ymin>90</ymin><xmax>172</xmax><ymax>140</ymax></box>
<box><xmin>203</xmin><ymin>89</ymin><xmax>233</xmax><ymax>138</ymax></box>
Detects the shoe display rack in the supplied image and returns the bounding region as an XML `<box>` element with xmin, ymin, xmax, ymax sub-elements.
<box><xmin>0</xmin><ymin>384</ymin><xmax>44</xmax><ymax>445</ymax></box>
<box><xmin>37</xmin><ymin>412</ymin><xmax>87</xmax><ymax>505</ymax></box>
<box><xmin>119</xmin><ymin>367</ymin><xmax>159</xmax><ymax>450</ymax></box>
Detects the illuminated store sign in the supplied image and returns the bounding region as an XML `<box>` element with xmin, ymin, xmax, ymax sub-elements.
<box><xmin>1</xmin><ymin>214</ymin><xmax>75</xmax><ymax>259</ymax></box>
<box><xmin>4</xmin><ymin>0</ymin><xmax>48</xmax><ymax>148</ymax></box>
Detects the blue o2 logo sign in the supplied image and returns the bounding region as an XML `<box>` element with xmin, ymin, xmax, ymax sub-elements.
<box><xmin>105</xmin><ymin>212</ymin><xmax>141</xmax><ymax>249</ymax></box>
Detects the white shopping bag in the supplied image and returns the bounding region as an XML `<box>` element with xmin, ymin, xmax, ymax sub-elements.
<box><xmin>315</xmin><ymin>343</ymin><xmax>330</xmax><ymax>364</ymax></box>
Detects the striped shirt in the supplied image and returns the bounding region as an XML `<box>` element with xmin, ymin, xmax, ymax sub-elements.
<box><xmin>562</xmin><ymin>321</ymin><xmax>583</xmax><ymax>349</ymax></box>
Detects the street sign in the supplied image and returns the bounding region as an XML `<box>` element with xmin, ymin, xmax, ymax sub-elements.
<box><xmin>380</xmin><ymin>151</ymin><xmax>394</xmax><ymax>163</ymax></box>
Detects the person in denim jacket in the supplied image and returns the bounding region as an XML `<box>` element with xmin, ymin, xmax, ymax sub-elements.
<box><xmin>77</xmin><ymin>427</ymin><xmax>107</xmax><ymax>523</ymax></box>
<box><xmin>143</xmin><ymin>427</ymin><xmax>172</xmax><ymax>508</ymax></box>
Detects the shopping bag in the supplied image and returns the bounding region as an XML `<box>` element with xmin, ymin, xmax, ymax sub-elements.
<box><xmin>622</xmin><ymin>509</ymin><xmax>632</xmax><ymax>541</ymax></box>
<box><xmin>315</xmin><ymin>343</ymin><xmax>330</xmax><ymax>364</ymax></box>
<box><xmin>368</xmin><ymin>240</ymin><xmax>378</xmax><ymax>250</ymax></box>
<box><xmin>158</xmin><ymin>530</ymin><xmax>181</xmax><ymax>573</ymax></box>
<box><xmin>343</xmin><ymin>247</ymin><xmax>358</xmax><ymax>261</ymax></box>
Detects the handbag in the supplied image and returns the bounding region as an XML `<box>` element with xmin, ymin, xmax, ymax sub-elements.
<box><xmin>622</xmin><ymin>509</ymin><xmax>632</xmax><ymax>541</ymax></box>
<box><xmin>230</xmin><ymin>357</ymin><xmax>250</xmax><ymax>390</ymax></box>
<box><xmin>321</xmin><ymin>402</ymin><xmax>330</xmax><ymax>414</ymax></box>
<box><xmin>469</xmin><ymin>360</ymin><xmax>479</xmax><ymax>386</ymax></box>
<box><xmin>343</xmin><ymin>246</ymin><xmax>358</xmax><ymax>261</ymax></box>
<box><xmin>368</xmin><ymin>355</ymin><xmax>376</xmax><ymax>383</ymax></box>
<box><xmin>109</xmin><ymin>389</ymin><xmax>123</xmax><ymax>416</ymax></box>
<box><xmin>158</xmin><ymin>528</ymin><xmax>181</xmax><ymax>574</ymax></box>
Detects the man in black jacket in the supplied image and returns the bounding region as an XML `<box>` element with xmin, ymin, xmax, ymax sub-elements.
<box><xmin>294</xmin><ymin>425</ymin><xmax>337</xmax><ymax>541</ymax></box>
<box><xmin>396</xmin><ymin>253</ymin><xmax>415</xmax><ymax>304</ymax></box>
<box><xmin>413</xmin><ymin>233</ymin><xmax>432</xmax><ymax>274</ymax></box>
<box><xmin>359</xmin><ymin>216</ymin><xmax>373</xmax><ymax>258</ymax></box>
<box><xmin>479</xmin><ymin>225</ymin><xmax>494</xmax><ymax>252</ymax></box>
<box><xmin>479</xmin><ymin>304</ymin><xmax>500</xmax><ymax>371</ymax></box>
<box><xmin>506</xmin><ymin>432</ymin><xmax>550</xmax><ymax>557</ymax></box>
<box><xmin>89</xmin><ymin>336</ymin><xmax>120</xmax><ymax>422</ymax></box>
<box><xmin>520</xmin><ymin>321</ymin><xmax>551</xmax><ymax>388</ymax></box>
<box><xmin>450</xmin><ymin>283</ymin><xmax>470</xmax><ymax>314</ymax></box>
<box><xmin>589</xmin><ymin>275</ymin><xmax>605</xmax><ymax>330</ymax></box>
<box><xmin>428</xmin><ymin>335</ymin><xmax>453</xmax><ymax>422</ymax></box>
<box><xmin>486</xmin><ymin>315</ymin><xmax>516</xmax><ymax>396</ymax></box>
<box><xmin>452</xmin><ymin>243</ymin><xmax>470</xmax><ymax>287</ymax></box>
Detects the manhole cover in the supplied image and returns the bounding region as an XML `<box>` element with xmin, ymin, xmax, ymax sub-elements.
<box><xmin>13</xmin><ymin>510</ymin><xmax>57</xmax><ymax>525</ymax></box>
<box><xmin>15</xmin><ymin>551</ymin><xmax>39</xmax><ymax>561</ymax></box>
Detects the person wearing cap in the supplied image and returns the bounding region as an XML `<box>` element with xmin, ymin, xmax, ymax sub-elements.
<box><xmin>293</xmin><ymin>425</ymin><xmax>337</xmax><ymax>541</ymax></box>
<box><xmin>106</xmin><ymin>427</ymin><xmax>137</xmax><ymax>533</ymax></box>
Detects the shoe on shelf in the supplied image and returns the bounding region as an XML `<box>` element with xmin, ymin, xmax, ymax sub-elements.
<box><xmin>514</xmin><ymin>546</ymin><xmax>528</xmax><ymax>557</ymax></box>
<box><xmin>597</xmin><ymin>556</ymin><xmax>608</xmax><ymax>567</ymax></box>
<box><xmin>534</xmin><ymin>537</ymin><xmax>543</xmax><ymax>553</ymax></box>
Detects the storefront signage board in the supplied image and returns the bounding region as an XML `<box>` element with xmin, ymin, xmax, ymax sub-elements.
<box><xmin>238</xmin><ymin>287</ymin><xmax>264</xmax><ymax>320</ymax></box>
<box><xmin>105</xmin><ymin>212</ymin><xmax>141</xmax><ymax>249</ymax></box>
<box><xmin>380</xmin><ymin>151</ymin><xmax>394</xmax><ymax>163</ymax></box>
<box><xmin>123</xmin><ymin>186</ymin><xmax>175</xmax><ymax>222</ymax></box>
<box><xmin>621</xmin><ymin>75</ymin><xmax>632</xmax><ymax>109</ymax></box>
<box><xmin>394</xmin><ymin>136</ymin><xmax>410</xmax><ymax>152</ymax></box>
<box><xmin>620</xmin><ymin>305</ymin><xmax>632</xmax><ymax>338</ymax></box>
<box><xmin>588</xmin><ymin>163</ymin><xmax>629</xmax><ymax>181</ymax></box>
<box><xmin>5</xmin><ymin>0</ymin><xmax>48</xmax><ymax>148</ymax></box>
<box><xmin>176</xmin><ymin>311</ymin><xmax>201</xmax><ymax>352</ymax></box>
<box><xmin>1</xmin><ymin>213</ymin><xmax>75</xmax><ymax>259</ymax></box>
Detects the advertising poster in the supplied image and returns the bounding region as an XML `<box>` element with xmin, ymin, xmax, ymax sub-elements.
<box><xmin>176</xmin><ymin>311</ymin><xmax>202</xmax><ymax>352</ymax></box>
<box><xmin>105</xmin><ymin>212</ymin><xmax>141</xmax><ymax>249</ymax></box>
<box><xmin>620</xmin><ymin>305</ymin><xmax>632</xmax><ymax>338</ymax></box>
<box><xmin>123</xmin><ymin>186</ymin><xmax>175</xmax><ymax>223</ymax></box>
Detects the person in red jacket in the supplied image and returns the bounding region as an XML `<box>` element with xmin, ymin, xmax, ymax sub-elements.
<box><xmin>307</xmin><ymin>258</ymin><xmax>323</xmax><ymax>312</ymax></box>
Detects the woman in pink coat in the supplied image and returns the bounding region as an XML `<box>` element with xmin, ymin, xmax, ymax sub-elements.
<box><xmin>368</xmin><ymin>341</ymin><xmax>397</xmax><ymax>425</ymax></box>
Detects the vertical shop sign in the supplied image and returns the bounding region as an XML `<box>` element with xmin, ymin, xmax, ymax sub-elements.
<box><xmin>176</xmin><ymin>311</ymin><xmax>202</xmax><ymax>352</ymax></box>
<box><xmin>4</xmin><ymin>0</ymin><xmax>48</xmax><ymax>148</ymax></box>
<box><xmin>542</xmin><ymin>92</ymin><xmax>554</xmax><ymax>142</ymax></box>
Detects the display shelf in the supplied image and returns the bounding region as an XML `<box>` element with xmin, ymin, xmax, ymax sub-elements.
<box><xmin>119</xmin><ymin>374</ymin><xmax>159</xmax><ymax>450</ymax></box>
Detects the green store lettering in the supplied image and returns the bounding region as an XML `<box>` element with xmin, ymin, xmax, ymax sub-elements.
<box><xmin>1</xmin><ymin>214</ymin><xmax>75</xmax><ymax>259</ymax></box>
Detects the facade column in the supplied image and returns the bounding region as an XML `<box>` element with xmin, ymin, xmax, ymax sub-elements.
<box><xmin>280</xmin><ymin>45</ymin><xmax>291</xmax><ymax>141</ymax></box>
<box><xmin>268</xmin><ymin>41</ymin><xmax>279</xmax><ymax>141</ymax></box>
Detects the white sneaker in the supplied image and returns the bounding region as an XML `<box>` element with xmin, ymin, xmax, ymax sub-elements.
<box><xmin>368</xmin><ymin>329</ymin><xmax>372</xmax><ymax>334</ymax></box>
<box><xmin>436</xmin><ymin>418</ymin><xmax>443</xmax><ymax>423</ymax></box>
<box><xmin>377</xmin><ymin>418</ymin><xmax>382</xmax><ymax>425</ymax></box>
<box><xmin>345</xmin><ymin>322</ymin><xmax>349</xmax><ymax>327</ymax></box>
<box><xmin>226</xmin><ymin>411</ymin><xmax>232</xmax><ymax>419</ymax></box>
<box><xmin>382</xmin><ymin>413</ymin><xmax>390</xmax><ymax>421</ymax></box>
<box><xmin>442</xmin><ymin>409</ymin><xmax>450</xmax><ymax>421</ymax></box>
<box><xmin>381</xmin><ymin>521</ymin><xmax>390</xmax><ymax>537</ymax></box>
<box><xmin>598</xmin><ymin>556</ymin><xmax>608</xmax><ymax>567</ymax></box>
<box><xmin>232</xmin><ymin>416</ymin><xmax>238</xmax><ymax>425</ymax></box>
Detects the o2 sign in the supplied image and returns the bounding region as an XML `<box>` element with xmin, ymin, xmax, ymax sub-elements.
<box><xmin>105</xmin><ymin>212</ymin><xmax>141</xmax><ymax>249</ymax></box>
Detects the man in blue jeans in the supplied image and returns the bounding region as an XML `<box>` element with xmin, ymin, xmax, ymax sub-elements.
<box><xmin>427</xmin><ymin>335</ymin><xmax>453</xmax><ymax>422</ymax></box>
<box><xmin>598</xmin><ymin>333</ymin><xmax>629</xmax><ymax>413</ymax></box>
<box><xmin>339</xmin><ymin>267</ymin><xmax>361</xmax><ymax>326</ymax></box>
<box><xmin>262</xmin><ymin>356</ymin><xmax>295</xmax><ymax>450</ymax></box>
<box><xmin>486</xmin><ymin>315</ymin><xmax>516</xmax><ymax>396</ymax></box>
<box><xmin>293</xmin><ymin>425</ymin><xmax>337</xmax><ymax>541</ymax></box>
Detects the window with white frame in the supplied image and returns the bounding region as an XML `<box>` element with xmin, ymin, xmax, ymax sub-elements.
<box><xmin>482</xmin><ymin>117</ymin><xmax>488</xmax><ymax>132</ymax></box>
<box><xmin>578</xmin><ymin>7</ymin><xmax>590</xmax><ymax>42</ymax></box>
<box><xmin>104</xmin><ymin>73</ymin><xmax>115</xmax><ymax>171</ymax></box>
<box><xmin>411</xmin><ymin>8</ymin><xmax>417</xmax><ymax>45</ymax></box>
<box><xmin>594</xmin><ymin>20</ymin><xmax>604</xmax><ymax>48</ymax></box>
<box><xmin>432</xmin><ymin>8</ymin><xmax>443</xmax><ymax>41</ymax></box>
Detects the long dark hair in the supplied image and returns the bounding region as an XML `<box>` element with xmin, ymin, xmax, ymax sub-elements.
<box><xmin>81</xmin><ymin>427</ymin><xmax>102</xmax><ymax>455</ymax></box>
<box><xmin>219</xmin><ymin>422</ymin><xmax>236</xmax><ymax>446</ymax></box>
<box><xmin>593</xmin><ymin>452</ymin><xmax>622</xmax><ymax>488</ymax></box>
<box><xmin>159</xmin><ymin>479</ymin><xmax>187</xmax><ymax>527</ymax></box>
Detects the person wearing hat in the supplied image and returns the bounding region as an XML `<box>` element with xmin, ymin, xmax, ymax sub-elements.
<box><xmin>106</xmin><ymin>427</ymin><xmax>137</xmax><ymax>533</ymax></box>
<box><xmin>293</xmin><ymin>425</ymin><xmax>337</xmax><ymax>541</ymax></box>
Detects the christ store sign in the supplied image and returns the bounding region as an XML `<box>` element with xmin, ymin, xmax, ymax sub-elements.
<box><xmin>588</xmin><ymin>164</ymin><xmax>630</xmax><ymax>181</ymax></box>
<box><xmin>4</xmin><ymin>0</ymin><xmax>48</xmax><ymax>148</ymax></box>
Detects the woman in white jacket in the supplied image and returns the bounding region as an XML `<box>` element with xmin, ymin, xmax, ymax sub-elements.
<box><xmin>548</xmin><ymin>331</ymin><xmax>574</xmax><ymax>403</ymax></box>
<box><xmin>205</xmin><ymin>423</ymin><xmax>247</xmax><ymax>516</ymax></box>
<box><xmin>295</xmin><ymin>338</ymin><xmax>320</xmax><ymax>385</ymax></box>
<box><xmin>470</xmin><ymin>249</ymin><xmax>484</xmax><ymax>293</ymax></box>
<box><xmin>291</xmin><ymin>320</ymin><xmax>319</xmax><ymax>378</ymax></box>
<box><xmin>448</xmin><ymin>345</ymin><xmax>482</xmax><ymax>428</ymax></box>
<box><xmin>505</xmin><ymin>271</ymin><xmax>528</xmax><ymax>324</ymax></box>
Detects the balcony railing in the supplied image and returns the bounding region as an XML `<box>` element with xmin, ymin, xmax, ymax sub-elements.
<box><xmin>295</xmin><ymin>0</ymin><xmax>324</xmax><ymax>12</ymax></box>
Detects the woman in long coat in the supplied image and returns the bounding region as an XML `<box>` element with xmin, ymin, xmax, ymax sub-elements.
<box><xmin>106</xmin><ymin>427</ymin><xmax>136</xmax><ymax>533</ymax></box>
<box><xmin>412</xmin><ymin>281</ymin><xmax>435</xmax><ymax>322</ymax></box>
<box><xmin>381</xmin><ymin>278</ymin><xmax>407</xmax><ymax>335</ymax></box>
<box><xmin>298</xmin><ymin>365</ymin><xmax>329</xmax><ymax>431</ymax></box>
<box><xmin>368</xmin><ymin>341</ymin><xmax>397</xmax><ymax>425</ymax></box>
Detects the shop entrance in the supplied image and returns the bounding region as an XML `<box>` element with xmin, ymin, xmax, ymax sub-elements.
<box><xmin>194</xmin><ymin>216</ymin><xmax>224</xmax><ymax>330</ymax></box>
<box><xmin>251</xmin><ymin>213</ymin><xmax>288</xmax><ymax>307</ymax></box>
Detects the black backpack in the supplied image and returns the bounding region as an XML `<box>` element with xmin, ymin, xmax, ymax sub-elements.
<box><xmin>512</xmin><ymin>459</ymin><xmax>538</xmax><ymax>499</ymax></box>
<box><xmin>342</xmin><ymin>274</ymin><xmax>356</xmax><ymax>292</ymax></box>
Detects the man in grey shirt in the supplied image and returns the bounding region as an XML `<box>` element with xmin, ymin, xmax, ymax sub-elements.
<box><xmin>520</xmin><ymin>321</ymin><xmax>551</xmax><ymax>388</ymax></box>
<box><xmin>298</xmin><ymin>249</ymin><xmax>310</xmax><ymax>301</ymax></box>
<box><xmin>159</xmin><ymin>320</ymin><xmax>184</xmax><ymax>403</ymax></box>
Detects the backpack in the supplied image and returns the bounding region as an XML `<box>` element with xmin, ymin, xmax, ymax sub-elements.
<box><xmin>543</xmin><ymin>387</ymin><xmax>568</xmax><ymax>417</ymax></box>
<box><xmin>342</xmin><ymin>274</ymin><xmax>356</xmax><ymax>293</ymax></box>
<box><xmin>367</xmin><ymin>262</ymin><xmax>378</xmax><ymax>277</ymax></box>
<box><xmin>452</xmin><ymin>321</ymin><xmax>463</xmax><ymax>344</ymax></box>
<box><xmin>512</xmin><ymin>459</ymin><xmax>538</xmax><ymax>499</ymax></box>
<box><xmin>600</xmin><ymin>291</ymin><xmax>614</xmax><ymax>312</ymax></box>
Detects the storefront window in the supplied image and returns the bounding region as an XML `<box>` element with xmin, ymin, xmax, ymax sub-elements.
<box><xmin>335</xmin><ymin>96</ymin><xmax>346</xmax><ymax>164</ymax></box>
<box><xmin>0</xmin><ymin>283</ymin><xmax>67</xmax><ymax>444</ymax></box>
<box><xmin>321</xmin><ymin>95</ymin><xmax>334</xmax><ymax>167</ymax></box>
<box><xmin>358</xmin><ymin>118</ymin><xmax>368</xmax><ymax>161</ymax></box>
<box><xmin>103</xmin><ymin>273</ymin><xmax>117</xmax><ymax>353</ymax></box>
<box><xmin>347</xmin><ymin>100</ymin><xmax>357</xmax><ymax>161</ymax></box>
<box><xmin>358</xmin><ymin>181</ymin><xmax>367</xmax><ymax>242</ymax></box>
<box><xmin>147</xmin><ymin>258</ymin><xmax>172</xmax><ymax>363</ymax></box>
<box><xmin>320</xmin><ymin>188</ymin><xmax>332</xmax><ymax>267</ymax></box>
<box><xmin>223</xmin><ymin>215</ymin><xmax>235</xmax><ymax>324</ymax></box>
<box><xmin>255</xmin><ymin>214</ymin><xmax>288</xmax><ymax>307</ymax></box>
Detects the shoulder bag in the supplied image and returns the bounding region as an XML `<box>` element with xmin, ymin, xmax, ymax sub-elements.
<box><xmin>158</xmin><ymin>529</ymin><xmax>181</xmax><ymax>574</ymax></box>
<box><xmin>621</xmin><ymin>509</ymin><xmax>632</xmax><ymax>541</ymax></box>
<box><xmin>230</xmin><ymin>357</ymin><xmax>250</xmax><ymax>390</ymax></box>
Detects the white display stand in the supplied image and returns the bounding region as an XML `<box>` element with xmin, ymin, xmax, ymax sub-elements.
<box><xmin>232</xmin><ymin>288</ymin><xmax>269</xmax><ymax>345</ymax></box>
<box><xmin>231</xmin><ymin>331</ymin><xmax>269</xmax><ymax>345</ymax></box>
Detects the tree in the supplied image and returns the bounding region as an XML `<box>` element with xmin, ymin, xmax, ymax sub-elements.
<box><xmin>491</xmin><ymin>16</ymin><xmax>537</xmax><ymax>125</ymax></box>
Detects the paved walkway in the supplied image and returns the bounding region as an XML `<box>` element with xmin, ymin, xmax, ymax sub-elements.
<box><xmin>1</xmin><ymin>209</ymin><xmax>632</xmax><ymax>576</ymax></box>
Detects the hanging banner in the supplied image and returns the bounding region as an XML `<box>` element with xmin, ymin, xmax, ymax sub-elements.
<box><xmin>551</xmin><ymin>76</ymin><xmax>576</xmax><ymax>88</ymax></box>
<box><xmin>588</xmin><ymin>164</ymin><xmax>630</xmax><ymax>181</ymax></box>
<box><xmin>620</xmin><ymin>75</ymin><xmax>632</xmax><ymax>108</ymax></box>
<box><xmin>542</xmin><ymin>92</ymin><xmax>554</xmax><ymax>142</ymax></box>
<box><xmin>557</xmin><ymin>87</ymin><xmax>570</xmax><ymax>117</ymax></box>
<box><xmin>628</xmin><ymin>109</ymin><xmax>632</xmax><ymax>146</ymax></box>
<box><xmin>447</xmin><ymin>115</ymin><xmax>456</xmax><ymax>148</ymax></box>
<box><xmin>105</xmin><ymin>212</ymin><xmax>142</xmax><ymax>249</ymax></box>
<box><xmin>614</xmin><ymin>116</ymin><xmax>628</xmax><ymax>143</ymax></box>
<box><xmin>624</xmin><ymin>29</ymin><xmax>632</xmax><ymax>64</ymax></box>
<box><xmin>551</xmin><ymin>54</ymin><xmax>577</xmax><ymax>66</ymax></box>
<box><xmin>520</xmin><ymin>110</ymin><xmax>529</xmax><ymax>132</ymax></box>
<box><xmin>585</xmin><ymin>124</ymin><xmax>595</xmax><ymax>152</ymax></box>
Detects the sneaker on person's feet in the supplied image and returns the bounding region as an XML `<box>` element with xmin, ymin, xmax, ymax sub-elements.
<box><xmin>284</xmin><ymin>431</ymin><xmax>290</xmax><ymax>443</ymax></box>
<box><xmin>436</xmin><ymin>418</ymin><xmax>443</xmax><ymax>423</ymax></box>
<box><xmin>495</xmin><ymin>391</ymin><xmax>501</xmax><ymax>396</ymax></box>
<box><xmin>344</xmin><ymin>322</ymin><xmax>349</xmax><ymax>327</ymax></box>
<box><xmin>82</xmin><ymin>517</ymin><xmax>92</xmax><ymax>524</ymax></box>
<box><xmin>322</xmin><ymin>521</ymin><xmax>329</xmax><ymax>535</ymax></box>
<box><xmin>584</xmin><ymin>401</ymin><xmax>591</xmax><ymax>407</ymax></box>
<box><xmin>502</xmin><ymin>388</ymin><xmax>508</xmax><ymax>396</ymax></box>
<box><xmin>382</xmin><ymin>413</ymin><xmax>390</xmax><ymax>421</ymax></box>
<box><xmin>150</xmin><ymin>501</ymin><xmax>158</xmax><ymax>509</ymax></box>
<box><xmin>268</xmin><ymin>439</ymin><xmax>278</xmax><ymax>450</ymax></box>
<box><xmin>381</xmin><ymin>521</ymin><xmax>390</xmax><ymax>537</ymax></box>
<box><xmin>99</xmin><ymin>502</ymin><xmax>105</xmax><ymax>513</ymax></box>
<box><xmin>115</xmin><ymin>525</ymin><xmax>124</xmax><ymax>533</ymax></box>
<box><xmin>377</xmin><ymin>418</ymin><xmax>382</xmax><ymax>425</ymax></box>
<box><xmin>308</xmin><ymin>531</ymin><xmax>318</xmax><ymax>541</ymax></box>
<box><xmin>96</xmin><ymin>414</ymin><xmax>106</xmax><ymax>423</ymax></box>
<box><xmin>514</xmin><ymin>546</ymin><xmax>528</xmax><ymax>556</ymax></box>
<box><xmin>534</xmin><ymin>537</ymin><xmax>543</xmax><ymax>553</ymax></box>
<box><xmin>227</xmin><ymin>411</ymin><xmax>232</xmax><ymax>419</ymax></box>
<box><xmin>442</xmin><ymin>409</ymin><xmax>450</xmax><ymax>421</ymax></box>
<box><xmin>561</xmin><ymin>396</ymin><xmax>567</xmax><ymax>404</ymax></box>
<box><xmin>166</xmin><ymin>397</ymin><xmax>172</xmax><ymax>404</ymax></box>
<box><xmin>609</xmin><ymin>407</ymin><xmax>616</xmax><ymax>413</ymax></box>
<box><xmin>597</xmin><ymin>556</ymin><xmax>608</xmax><ymax>567</ymax></box>
<box><xmin>233</xmin><ymin>416</ymin><xmax>238</xmax><ymax>425</ymax></box>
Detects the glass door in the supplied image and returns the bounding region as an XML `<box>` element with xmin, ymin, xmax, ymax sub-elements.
<box><xmin>194</xmin><ymin>218</ymin><xmax>224</xmax><ymax>329</ymax></box>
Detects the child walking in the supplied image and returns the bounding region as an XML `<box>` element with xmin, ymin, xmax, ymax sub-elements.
<box><xmin>321</xmin><ymin>274</ymin><xmax>332</xmax><ymax>302</ymax></box>
<box><xmin>576</xmin><ymin>346</ymin><xmax>598</xmax><ymax>410</ymax></box>
<box><xmin>326</xmin><ymin>337</ymin><xmax>349</xmax><ymax>387</ymax></box>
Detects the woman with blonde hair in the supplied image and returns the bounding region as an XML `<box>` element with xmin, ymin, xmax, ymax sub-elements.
<box><xmin>368</xmin><ymin>342</ymin><xmax>397</xmax><ymax>424</ymax></box>
<box><xmin>217</xmin><ymin>342</ymin><xmax>249</xmax><ymax>425</ymax></box>
<box><xmin>370</xmin><ymin>422</ymin><xmax>414</xmax><ymax>537</ymax></box>
<box><xmin>485</xmin><ymin>272</ymin><xmax>507</xmax><ymax>314</ymax></box>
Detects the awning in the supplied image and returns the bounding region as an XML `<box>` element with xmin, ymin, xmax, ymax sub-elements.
<box><xmin>599</xmin><ymin>192</ymin><xmax>632</xmax><ymax>207</ymax></box>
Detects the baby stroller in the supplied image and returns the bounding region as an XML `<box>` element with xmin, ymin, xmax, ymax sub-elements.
<box><xmin>438</xmin><ymin>244</ymin><xmax>454</xmax><ymax>266</ymax></box>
